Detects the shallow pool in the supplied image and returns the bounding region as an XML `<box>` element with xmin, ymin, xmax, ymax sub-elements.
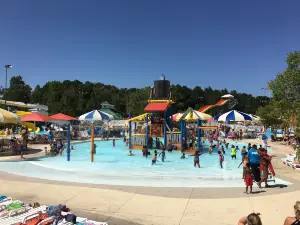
<box><xmin>0</xmin><ymin>140</ymin><xmax>291</xmax><ymax>187</ymax></box>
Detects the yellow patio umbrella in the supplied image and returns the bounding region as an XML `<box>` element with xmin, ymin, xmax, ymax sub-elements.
<box><xmin>0</xmin><ymin>108</ymin><xmax>19</xmax><ymax>124</ymax></box>
<box><xmin>177</xmin><ymin>107</ymin><xmax>212</xmax><ymax>122</ymax></box>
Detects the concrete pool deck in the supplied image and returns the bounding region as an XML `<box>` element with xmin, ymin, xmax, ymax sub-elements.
<box><xmin>1</xmin><ymin>139</ymin><xmax>300</xmax><ymax>224</ymax></box>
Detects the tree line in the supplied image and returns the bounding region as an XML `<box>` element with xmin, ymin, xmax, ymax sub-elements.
<box><xmin>2</xmin><ymin>75</ymin><xmax>269</xmax><ymax>117</ymax></box>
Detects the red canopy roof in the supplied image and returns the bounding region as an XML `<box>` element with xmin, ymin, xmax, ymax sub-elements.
<box><xmin>144</xmin><ymin>103</ymin><xmax>169</xmax><ymax>112</ymax></box>
<box><xmin>49</xmin><ymin>113</ymin><xmax>77</xmax><ymax>121</ymax></box>
<box><xmin>20</xmin><ymin>113</ymin><xmax>51</xmax><ymax>122</ymax></box>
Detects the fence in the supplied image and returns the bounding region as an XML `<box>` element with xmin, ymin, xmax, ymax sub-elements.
<box><xmin>132</xmin><ymin>134</ymin><xmax>146</xmax><ymax>146</ymax></box>
<box><xmin>166</xmin><ymin>132</ymin><xmax>181</xmax><ymax>144</ymax></box>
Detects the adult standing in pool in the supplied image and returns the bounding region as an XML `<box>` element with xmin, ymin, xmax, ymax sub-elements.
<box><xmin>248</xmin><ymin>144</ymin><xmax>261</xmax><ymax>183</ymax></box>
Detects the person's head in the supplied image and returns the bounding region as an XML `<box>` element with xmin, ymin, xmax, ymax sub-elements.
<box><xmin>232</xmin><ymin>145</ymin><xmax>235</xmax><ymax>148</ymax></box>
<box><xmin>45</xmin><ymin>147</ymin><xmax>47</xmax><ymax>150</ymax></box>
<box><xmin>129</xmin><ymin>150</ymin><xmax>132</xmax><ymax>153</ymax></box>
<box><xmin>218</xmin><ymin>151</ymin><xmax>221</xmax><ymax>154</ymax></box>
<box><xmin>294</xmin><ymin>201</ymin><xmax>300</xmax><ymax>219</ymax></box>
<box><xmin>183</xmin><ymin>153</ymin><xmax>185</xmax><ymax>156</ymax></box>
<box><xmin>246</xmin><ymin>162</ymin><xmax>250</xmax><ymax>168</ymax></box>
<box><xmin>248</xmin><ymin>143</ymin><xmax>251</xmax><ymax>146</ymax></box>
<box><xmin>243</xmin><ymin>146</ymin><xmax>246</xmax><ymax>149</ymax></box>
<box><xmin>252</xmin><ymin>144</ymin><xmax>257</xmax><ymax>150</ymax></box>
<box><xmin>246</xmin><ymin>213</ymin><xmax>262</xmax><ymax>225</ymax></box>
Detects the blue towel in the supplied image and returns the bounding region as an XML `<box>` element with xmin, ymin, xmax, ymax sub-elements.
<box><xmin>0</xmin><ymin>196</ymin><xmax>7</xmax><ymax>201</ymax></box>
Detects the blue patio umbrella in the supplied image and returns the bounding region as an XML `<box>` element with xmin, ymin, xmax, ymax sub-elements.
<box><xmin>214</xmin><ymin>110</ymin><xmax>252</xmax><ymax>122</ymax></box>
<box><xmin>78</xmin><ymin>110</ymin><xmax>113</xmax><ymax>121</ymax></box>
<box><xmin>79</xmin><ymin>110</ymin><xmax>112</xmax><ymax>162</ymax></box>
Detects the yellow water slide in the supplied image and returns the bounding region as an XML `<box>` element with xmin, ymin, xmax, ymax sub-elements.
<box><xmin>15</xmin><ymin>111</ymin><xmax>40</xmax><ymax>132</ymax></box>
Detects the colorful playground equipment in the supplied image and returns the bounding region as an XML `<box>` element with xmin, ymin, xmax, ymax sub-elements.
<box><xmin>198</xmin><ymin>94</ymin><xmax>237</xmax><ymax>113</ymax></box>
<box><xmin>128</xmin><ymin>76</ymin><xmax>213</xmax><ymax>153</ymax></box>
<box><xmin>128</xmin><ymin>76</ymin><xmax>175</xmax><ymax>153</ymax></box>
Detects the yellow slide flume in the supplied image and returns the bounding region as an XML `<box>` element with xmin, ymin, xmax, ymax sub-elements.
<box><xmin>15</xmin><ymin>111</ymin><xmax>41</xmax><ymax>132</ymax></box>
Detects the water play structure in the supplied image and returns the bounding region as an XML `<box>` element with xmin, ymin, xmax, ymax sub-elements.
<box><xmin>128</xmin><ymin>76</ymin><xmax>175</xmax><ymax>152</ymax></box>
<box><xmin>128</xmin><ymin>76</ymin><xmax>213</xmax><ymax>153</ymax></box>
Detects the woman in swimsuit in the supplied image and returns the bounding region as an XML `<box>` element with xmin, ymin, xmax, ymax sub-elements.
<box><xmin>258</xmin><ymin>148</ymin><xmax>271</xmax><ymax>188</ymax></box>
<box><xmin>284</xmin><ymin>201</ymin><xmax>300</xmax><ymax>225</ymax></box>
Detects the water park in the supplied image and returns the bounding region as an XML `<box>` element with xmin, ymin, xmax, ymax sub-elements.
<box><xmin>0</xmin><ymin>77</ymin><xmax>288</xmax><ymax>186</ymax></box>
<box><xmin>0</xmin><ymin>77</ymin><xmax>300</xmax><ymax>225</ymax></box>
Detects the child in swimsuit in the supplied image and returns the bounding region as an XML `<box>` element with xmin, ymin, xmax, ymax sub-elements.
<box><xmin>209</xmin><ymin>146</ymin><xmax>213</xmax><ymax>154</ymax></box>
<box><xmin>218</xmin><ymin>151</ymin><xmax>224</xmax><ymax>169</ymax></box>
<box><xmin>152</xmin><ymin>154</ymin><xmax>157</xmax><ymax>165</ymax></box>
<box><xmin>244</xmin><ymin>162</ymin><xmax>253</xmax><ymax>194</ymax></box>
<box><xmin>231</xmin><ymin>145</ymin><xmax>237</xmax><ymax>159</ymax></box>
<box><xmin>193</xmin><ymin>150</ymin><xmax>200</xmax><ymax>168</ymax></box>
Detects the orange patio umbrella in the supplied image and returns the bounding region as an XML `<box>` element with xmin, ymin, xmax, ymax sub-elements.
<box><xmin>49</xmin><ymin>113</ymin><xmax>77</xmax><ymax>161</ymax></box>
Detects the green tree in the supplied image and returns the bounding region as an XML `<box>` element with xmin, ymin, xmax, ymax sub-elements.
<box><xmin>268</xmin><ymin>51</ymin><xmax>300</xmax><ymax>128</ymax></box>
<box><xmin>6</xmin><ymin>75</ymin><xmax>32</xmax><ymax>103</ymax></box>
<box><xmin>31</xmin><ymin>85</ymin><xmax>44</xmax><ymax>104</ymax></box>
<box><xmin>256</xmin><ymin>101</ymin><xmax>283</xmax><ymax>128</ymax></box>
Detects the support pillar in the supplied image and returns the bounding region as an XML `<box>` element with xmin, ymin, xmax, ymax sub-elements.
<box><xmin>90</xmin><ymin>122</ymin><xmax>95</xmax><ymax>162</ymax></box>
<box><xmin>197</xmin><ymin>119</ymin><xmax>202</xmax><ymax>152</ymax></box>
<box><xmin>129</xmin><ymin>120</ymin><xmax>132</xmax><ymax>149</ymax></box>
<box><xmin>180</xmin><ymin>120</ymin><xmax>184</xmax><ymax>151</ymax></box>
<box><xmin>67</xmin><ymin>122</ymin><xmax>71</xmax><ymax>161</ymax></box>
<box><xmin>146</xmin><ymin>114</ymin><xmax>149</xmax><ymax>156</ymax></box>
<box><xmin>164</xmin><ymin>111</ymin><xmax>167</xmax><ymax>149</ymax></box>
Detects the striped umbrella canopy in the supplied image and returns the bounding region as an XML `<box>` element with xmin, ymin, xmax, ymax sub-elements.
<box><xmin>177</xmin><ymin>107</ymin><xmax>212</xmax><ymax>122</ymax></box>
<box><xmin>214</xmin><ymin>110</ymin><xmax>252</xmax><ymax>122</ymax></box>
<box><xmin>0</xmin><ymin>108</ymin><xmax>19</xmax><ymax>124</ymax></box>
<box><xmin>171</xmin><ymin>113</ymin><xmax>183</xmax><ymax>121</ymax></box>
<box><xmin>78</xmin><ymin>110</ymin><xmax>113</xmax><ymax>121</ymax></box>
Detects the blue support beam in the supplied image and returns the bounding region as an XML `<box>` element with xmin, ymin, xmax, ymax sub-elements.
<box><xmin>67</xmin><ymin>122</ymin><xmax>71</xmax><ymax>161</ymax></box>
<box><xmin>164</xmin><ymin>111</ymin><xmax>167</xmax><ymax>149</ymax></box>
<box><xmin>197</xmin><ymin>119</ymin><xmax>202</xmax><ymax>153</ymax></box>
<box><xmin>146</xmin><ymin>114</ymin><xmax>149</xmax><ymax>155</ymax></box>
<box><xmin>180</xmin><ymin>120</ymin><xmax>184</xmax><ymax>151</ymax></box>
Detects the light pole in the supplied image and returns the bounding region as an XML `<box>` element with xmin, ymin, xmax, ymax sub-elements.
<box><xmin>4</xmin><ymin>65</ymin><xmax>12</xmax><ymax>108</ymax></box>
<box><xmin>260</xmin><ymin>87</ymin><xmax>267</xmax><ymax>97</ymax></box>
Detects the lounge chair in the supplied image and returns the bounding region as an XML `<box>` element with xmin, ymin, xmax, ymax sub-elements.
<box><xmin>0</xmin><ymin>206</ymin><xmax>47</xmax><ymax>225</ymax></box>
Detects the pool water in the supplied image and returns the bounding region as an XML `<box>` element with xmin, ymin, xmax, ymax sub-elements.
<box><xmin>0</xmin><ymin>140</ymin><xmax>291</xmax><ymax>187</ymax></box>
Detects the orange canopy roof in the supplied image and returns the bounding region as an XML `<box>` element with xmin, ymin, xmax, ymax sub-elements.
<box><xmin>49</xmin><ymin>113</ymin><xmax>77</xmax><ymax>121</ymax></box>
<box><xmin>144</xmin><ymin>103</ymin><xmax>169</xmax><ymax>112</ymax></box>
<box><xmin>20</xmin><ymin>113</ymin><xmax>51</xmax><ymax>122</ymax></box>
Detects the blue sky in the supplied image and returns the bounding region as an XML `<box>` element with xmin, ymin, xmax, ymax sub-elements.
<box><xmin>0</xmin><ymin>0</ymin><xmax>299</xmax><ymax>96</ymax></box>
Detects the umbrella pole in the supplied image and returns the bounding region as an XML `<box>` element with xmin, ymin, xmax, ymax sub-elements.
<box><xmin>67</xmin><ymin>122</ymin><xmax>71</xmax><ymax>161</ymax></box>
<box><xmin>34</xmin><ymin>121</ymin><xmax>36</xmax><ymax>137</ymax></box>
<box><xmin>91</xmin><ymin>122</ymin><xmax>95</xmax><ymax>162</ymax></box>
